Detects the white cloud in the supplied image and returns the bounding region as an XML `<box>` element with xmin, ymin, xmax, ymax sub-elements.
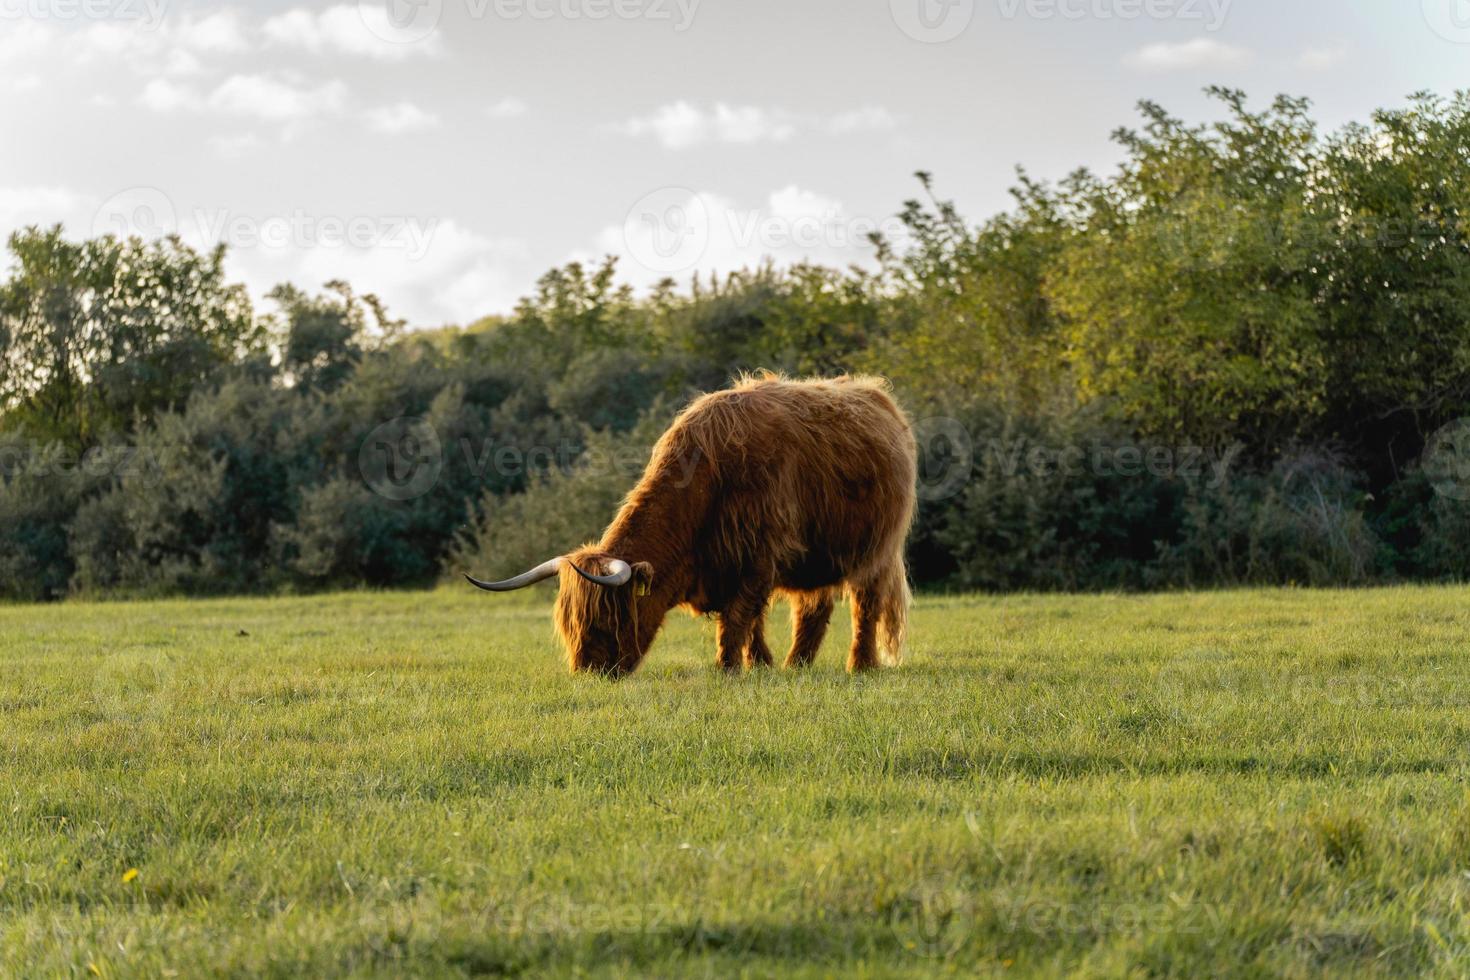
<box><xmin>161</xmin><ymin>48</ymin><xmax>205</xmax><ymax>77</ymax></box>
<box><xmin>826</xmin><ymin>106</ymin><xmax>899</xmax><ymax>134</ymax></box>
<box><xmin>487</xmin><ymin>97</ymin><xmax>530</xmax><ymax>119</ymax></box>
<box><xmin>1126</xmin><ymin>39</ymin><xmax>1251</xmax><ymax>72</ymax></box>
<box><xmin>611</xmin><ymin>102</ymin><xmax>900</xmax><ymax>150</ymax></box>
<box><xmin>263</xmin><ymin>5</ymin><xmax>443</xmax><ymax>61</ymax></box>
<box><xmin>0</xmin><ymin>184</ymin><xmax>528</xmax><ymax>326</ymax></box>
<box><xmin>228</xmin><ymin>219</ymin><xmax>529</xmax><ymax>327</ymax></box>
<box><xmin>1299</xmin><ymin>42</ymin><xmax>1350</xmax><ymax>71</ymax></box>
<box><xmin>139</xmin><ymin>78</ymin><xmax>202</xmax><ymax>113</ymax></box>
<box><xmin>593</xmin><ymin>185</ymin><xmax>893</xmax><ymax>293</ymax></box>
<box><xmin>175</xmin><ymin>10</ymin><xmax>251</xmax><ymax>54</ymax></box>
<box><xmin>7</xmin><ymin>74</ymin><xmax>42</xmax><ymax>95</ymax></box>
<box><xmin>612</xmin><ymin>101</ymin><xmax>798</xmax><ymax>150</ymax></box>
<box><xmin>364</xmin><ymin>101</ymin><xmax>440</xmax><ymax>134</ymax></box>
<box><xmin>0</xmin><ymin>13</ymin><xmax>250</xmax><ymax>85</ymax></box>
<box><xmin>0</xmin><ymin>186</ymin><xmax>82</xmax><ymax>234</ymax></box>
<box><xmin>208</xmin><ymin>74</ymin><xmax>350</xmax><ymax>123</ymax></box>
<box><xmin>209</xmin><ymin>133</ymin><xmax>264</xmax><ymax>158</ymax></box>
<box><xmin>140</xmin><ymin>71</ymin><xmax>354</xmax><ymax>133</ymax></box>
<box><xmin>0</xmin><ymin>20</ymin><xmax>51</xmax><ymax>67</ymax></box>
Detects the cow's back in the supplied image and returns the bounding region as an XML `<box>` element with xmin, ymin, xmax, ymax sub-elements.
<box><xmin>675</xmin><ymin>375</ymin><xmax>916</xmax><ymax>599</ymax></box>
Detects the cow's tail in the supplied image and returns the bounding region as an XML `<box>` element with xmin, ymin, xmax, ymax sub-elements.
<box><xmin>875</xmin><ymin>557</ymin><xmax>911</xmax><ymax>667</ymax></box>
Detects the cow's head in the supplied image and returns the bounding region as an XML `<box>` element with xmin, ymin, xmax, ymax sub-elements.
<box><xmin>466</xmin><ymin>548</ymin><xmax>656</xmax><ymax>677</ymax></box>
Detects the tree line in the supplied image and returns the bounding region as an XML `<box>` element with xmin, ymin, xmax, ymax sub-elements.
<box><xmin>4</xmin><ymin>88</ymin><xmax>1470</xmax><ymax>601</ymax></box>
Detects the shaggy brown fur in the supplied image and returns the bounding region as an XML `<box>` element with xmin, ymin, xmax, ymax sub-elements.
<box><xmin>552</xmin><ymin>374</ymin><xmax>917</xmax><ymax>677</ymax></box>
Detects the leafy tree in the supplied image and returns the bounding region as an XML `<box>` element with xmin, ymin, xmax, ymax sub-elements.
<box><xmin>1047</xmin><ymin>90</ymin><xmax>1330</xmax><ymax>452</ymax></box>
<box><xmin>0</xmin><ymin>228</ymin><xmax>259</xmax><ymax>448</ymax></box>
<box><xmin>269</xmin><ymin>280</ymin><xmax>403</xmax><ymax>393</ymax></box>
<box><xmin>1313</xmin><ymin>92</ymin><xmax>1470</xmax><ymax>472</ymax></box>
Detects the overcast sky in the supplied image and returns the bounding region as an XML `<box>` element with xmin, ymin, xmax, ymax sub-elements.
<box><xmin>2</xmin><ymin>0</ymin><xmax>1467</xmax><ymax>327</ymax></box>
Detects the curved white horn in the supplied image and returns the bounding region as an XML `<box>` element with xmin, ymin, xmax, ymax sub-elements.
<box><xmin>464</xmin><ymin>557</ymin><xmax>563</xmax><ymax>592</ymax></box>
<box><xmin>567</xmin><ymin>559</ymin><xmax>633</xmax><ymax>588</ymax></box>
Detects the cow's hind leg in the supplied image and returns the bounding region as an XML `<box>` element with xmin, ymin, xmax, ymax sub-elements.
<box><xmin>744</xmin><ymin>607</ymin><xmax>774</xmax><ymax>669</ymax></box>
<box><xmin>847</xmin><ymin>562</ymin><xmax>908</xmax><ymax>674</ymax></box>
<box><xmin>784</xmin><ymin>589</ymin><xmax>835</xmax><ymax>668</ymax></box>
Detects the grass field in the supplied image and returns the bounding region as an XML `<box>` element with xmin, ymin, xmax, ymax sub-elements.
<box><xmin>4</xmin><ymin>586</ymin><xmax>1470</xmax><ymax>977</ymax></box>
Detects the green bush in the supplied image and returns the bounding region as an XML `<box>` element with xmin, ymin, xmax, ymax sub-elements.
<box><xmin>0</xmin><ymin>436</ymin><xmax>118</xmax><ymax>600</ymax></box>
<box><xmin>1154</xmin><ymin>450</ymin><xmax>1380</xmax><ymax>588</ymax></box>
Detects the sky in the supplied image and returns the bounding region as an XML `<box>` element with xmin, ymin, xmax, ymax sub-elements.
<box><xmin>1</xmin><ymin>0</ymin><xmax>1468</xmax><ymax>328</ymax></box>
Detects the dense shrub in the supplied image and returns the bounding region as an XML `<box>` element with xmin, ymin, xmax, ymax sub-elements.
<box><xmin>906</xmin><ymin>399</ymin><xmax>1180</xmax><ymax>591</ymax></box>
<box><xmin>0</xmin><ymin>435</ymin><xmax>125</xmax><ymax>600</ymax></box>
<box><xmin>1153</xmin><ymin>451</ymin><xmax>1380</xmax><ymax>588</ymax></box>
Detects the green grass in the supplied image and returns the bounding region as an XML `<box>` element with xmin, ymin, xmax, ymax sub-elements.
<box><xmin>4</xmin><ymin>586</ymin><xmax>1470</xmax><ymax>977</ymax></box>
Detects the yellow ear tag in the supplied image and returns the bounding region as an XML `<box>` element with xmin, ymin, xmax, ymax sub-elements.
<box><xmin>636</xmin><ymin>583</ymin><xmax>651</xmax><ymax>597</ymax></box>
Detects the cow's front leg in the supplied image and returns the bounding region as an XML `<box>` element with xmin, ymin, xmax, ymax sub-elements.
<box><xmin>715</xmin><ymin>583</ymin><xmax>771</xmax><ymax>673</ymax></box>
<box><xmin>744</xmin><ymin>608</ymin><xmax>774</xmax><ymax>669</ymax></box>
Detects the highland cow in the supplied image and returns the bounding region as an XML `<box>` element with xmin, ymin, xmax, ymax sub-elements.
<box><xmin>466</xmin><ymin>374</ymin><xmax>918</xmax><ymax>677</ymax></box>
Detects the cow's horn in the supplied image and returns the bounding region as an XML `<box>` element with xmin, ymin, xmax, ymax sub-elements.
<box><xmin>567</xmin><ymin>559</ymin><xmax>633</xmax><ymax>588</ymax></box>
<box><xmin>464</xmin><ymin>557</ymin><xmax>563</xmax><ymax>592</ymax></box>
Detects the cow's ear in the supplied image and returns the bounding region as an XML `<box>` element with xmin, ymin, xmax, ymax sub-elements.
<box><xmin>631</xmin><ymin>562</ymin><xmax>655</xmax><ymax>597</ymax></box>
